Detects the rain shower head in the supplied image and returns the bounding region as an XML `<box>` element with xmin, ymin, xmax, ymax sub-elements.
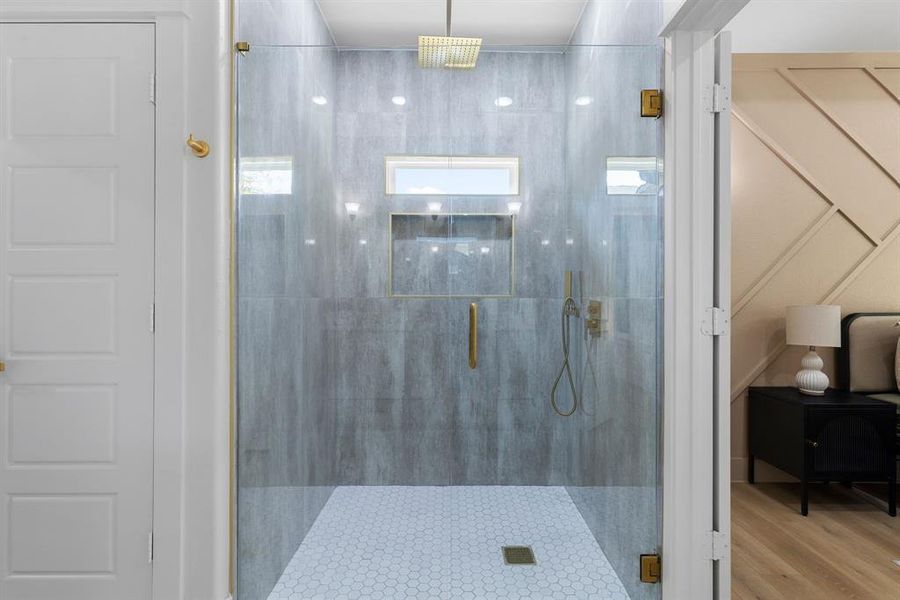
<box><xmin>418</xmin><ymin>0</ymin><xmax>481</xmax><ymax>69</ymax></box>
<box><xmin>418</xmin><ymin>36</ymin><xmax>481</xmax><ymax>69</ymax></box>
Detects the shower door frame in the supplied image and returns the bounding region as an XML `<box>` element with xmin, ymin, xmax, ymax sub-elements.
<box><xmin>231</xmin><ymin>40</ymin><xmax>670</xmax><ymax>600</ymax></box>
<box><xmin>661</xmin><ymin>2</ymin><xmax>746</xmax><ymax>599</ymax></box>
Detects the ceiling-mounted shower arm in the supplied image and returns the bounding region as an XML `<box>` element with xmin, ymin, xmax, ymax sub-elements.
<box><xmin>446</xmin><ymin>0</ymin><xmax>452</xmax><ymax>37</ymax></box>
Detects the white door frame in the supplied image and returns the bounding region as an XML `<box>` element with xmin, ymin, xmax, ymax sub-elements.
<box><xmin>0</xmin><ymin>3</ymin><xmax>231</xmax><ymax>600</ymax></box>
<box><xmin>712</xmin><ymin>31</ymin><xmax>733</xmax><ymax>600</ymax></box>
<box><xmin>660</xmin><ymin>2</ymin><xmax>746</xmax><ymax>599</ymax></box>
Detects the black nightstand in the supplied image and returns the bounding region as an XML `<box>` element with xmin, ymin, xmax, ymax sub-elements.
<box><xmin>748</xmin><ymin>386</ymin><xmax>897</xmax><ymax>516</ymax></box>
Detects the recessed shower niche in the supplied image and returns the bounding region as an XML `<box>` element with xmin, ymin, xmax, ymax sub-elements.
<box><xmin>389</xmin><ymin>213</ymin><xmax>515</xmax><ymax>297</ymax></box>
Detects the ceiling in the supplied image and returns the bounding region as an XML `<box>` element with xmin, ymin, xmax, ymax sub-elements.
<box><xmin>316</xmin><ymin>0</ymin><xmax>589</xmax><ymax>47</ymax></box>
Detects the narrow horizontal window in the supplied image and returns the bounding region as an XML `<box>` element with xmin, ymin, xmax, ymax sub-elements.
<box><xmin>239</xmin><ymin>156</ymin><xmax>293</xmax><ymax>196</ymax></box>
<box><xmin>606</xmin><ymin>157</ymin><xmax>658</xmax><ymax>196</ymax></box>
<box><xmin>385</xmin><ymin>156</ymin><xmax>519</xmax><ymax>196</ymax></box>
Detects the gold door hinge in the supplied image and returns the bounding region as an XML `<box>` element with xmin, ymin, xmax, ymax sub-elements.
<box><xmin>0</xmin><ymin>361</ymin><xmax>5</xmax><ymax>372</ymax></box>
<box><xmin>640</xmin><ymin>554</ymin><xmax>661</xmax><ymax>584</ymax></box>
<box><xmin>641</xmin><ymin>89</ymin><xmax>662</xmax><ymax>118</ymax></box>
<box><xmin>235</xmin><ymin>41</ymin><xmax>250</xmax><ymax>54</ymax></box>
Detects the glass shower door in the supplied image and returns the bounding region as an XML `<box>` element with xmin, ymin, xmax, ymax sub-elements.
<box><xmin>442</xmin><ymin>45</ymin><xmax>663</xmax><ymax>600</ymax></box>
<box><xmin>563</xmin><ymin>45</ymin><xmax>663</xmax><ymax>600</ymax></box>
<box><xmin>235</xmin><ymin>40</ymin><xmax>663</xmax><ymax>600</ymax></box>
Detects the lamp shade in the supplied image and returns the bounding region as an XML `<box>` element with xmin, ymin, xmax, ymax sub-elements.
<box><xmin>785</xmin><ymin>305</ymin><xmax>841</xmax><ymax>348</ymax></box>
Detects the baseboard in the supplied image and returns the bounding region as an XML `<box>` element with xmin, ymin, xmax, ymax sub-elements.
<box><xmin>731</xmin><ymin>457</ymin><xmax>797</xmax><ymax>483</ymax></box>
<box><xmin>850</xmin><ymin>486</ymin><xmax>890</xmax><ymax>512</ymax></box>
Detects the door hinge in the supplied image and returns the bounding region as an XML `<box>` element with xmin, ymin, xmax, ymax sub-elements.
<box><xmin>149</xmin><ymin>303</ymin><xmax>156</xmax><ymax>333</ymax></box>
<box><xmin>149</xmin><ymin>72</ymin><xmax>156</xmax><ymax>105</ymax></box>
<box><xmin>640</xmin><ymin>554</ymin><xmax>661</xmax><ymax>584</ymax></box>
<box><xmin>147</xmin><ymin>531</ymin><xmax>154</xmax><ymax>563</ymax></box>
<box><xmin>708</xmin><ymin>82</ymin><xmax>729</xmax><ymax>113</ymax></box>
<box><xmin>701</xmin><ymin>306</ymin><xmax>729</xmax><ymax>336</ymax></box>
<box><xmin>640</xmin><ymin>89</ymin><xmax>662</xmax><ymax>118</ymax></box>
<box><xmin>705</xmin><ymin>530</ymin><xmax>729</xmax><ymax>561</ymax></box>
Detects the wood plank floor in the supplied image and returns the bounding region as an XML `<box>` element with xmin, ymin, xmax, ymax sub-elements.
<box><xmin>732</xmin><ymin>483</ymin><xmax>900</xmax><ymax>600</ymax></box>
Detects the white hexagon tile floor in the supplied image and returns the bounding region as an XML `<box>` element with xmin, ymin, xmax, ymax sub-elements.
<box><xmin>266</xmin><ymin>486</ymin><xmax>630</xmax><ymax>600</ymax></box>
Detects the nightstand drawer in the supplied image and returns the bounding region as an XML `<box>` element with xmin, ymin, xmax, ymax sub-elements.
<box><xmin>806</xmin><ymin>410</ymin><xmax>894</xmax><ymax>475</ymax></box>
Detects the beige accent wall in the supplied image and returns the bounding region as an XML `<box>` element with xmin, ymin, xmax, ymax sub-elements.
<box><xmin>731</xmin><ymin>53</ymin><xmax>900</xmax><ymax>482</ymax></box>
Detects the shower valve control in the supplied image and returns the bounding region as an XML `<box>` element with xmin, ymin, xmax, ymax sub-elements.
<box><xmin>585</xmin><ymin>299</ymin><xmax>605</xmax><ymax>337</ymax></box>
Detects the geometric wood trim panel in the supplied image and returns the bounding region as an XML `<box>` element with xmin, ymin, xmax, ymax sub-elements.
<box><xmin>730</xmin><ymin>53</ymin><xmax>900</xmax><ymax>478</ymax></box>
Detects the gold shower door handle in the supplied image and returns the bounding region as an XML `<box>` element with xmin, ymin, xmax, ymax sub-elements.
<box><xmin>468</xmin><ymin>303</ymin><xmax>478</xmax><ymax>369</ymax></box>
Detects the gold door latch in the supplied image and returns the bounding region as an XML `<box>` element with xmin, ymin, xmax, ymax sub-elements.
<box><xmin>640</xmin><ymin>554</ymin><xmax>661</xmax><ymax>584</ymax></box>
<box><xmin>0</xmin><ymin>361</ymin><xmax>5</xmax><ymax>372</ymax></box>
<box><xmin>641</xmin><ymin>89</ymin><xmax>662</xmax><ymax>118</ymax></box>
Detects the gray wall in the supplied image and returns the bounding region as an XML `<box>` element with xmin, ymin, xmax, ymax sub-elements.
<box><xmin>239</xmin><ymin>47</ymin><xmax>589</xmax><ymax>490</ymax></box>
<box><xmin>236</xmin><ymin>3</ymin><xmax>337</xmax><ymax>599</ymax></box>
<box><xmin>329</xmin><ymin>49</ymin><xmax>582</xmax><ymax>486</ymax></box>
<box><xmin>237</xmin><ymin>0</ymin><xmax>335</xmax><ymax>46</ymax></box>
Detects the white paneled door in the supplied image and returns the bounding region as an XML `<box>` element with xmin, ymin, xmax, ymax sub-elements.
<box><xmin>0</xmin><ymin>24</ymin><xmax>155</xmax><ymax>600</ymax></box>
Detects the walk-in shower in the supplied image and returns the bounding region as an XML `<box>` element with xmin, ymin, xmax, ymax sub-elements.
<box><xmin>235</xmin><ymin>3</ymin><xmax>663</xmax><ymax>599</ymax></box>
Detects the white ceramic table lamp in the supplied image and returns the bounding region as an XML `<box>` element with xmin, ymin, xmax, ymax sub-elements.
<box><xmin>785</xmin><ymin>305</ymin><xmax>841</xmax><ymax>395</ymax></box>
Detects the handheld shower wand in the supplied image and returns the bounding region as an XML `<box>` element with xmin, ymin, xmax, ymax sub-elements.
<box><xmin>551</xmin><ymin>271</ymin><xmax>579</xmax><ymax>417</ymax></box>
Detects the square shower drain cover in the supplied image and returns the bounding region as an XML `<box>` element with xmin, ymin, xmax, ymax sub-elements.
<box><xmin>503</xmin><ymin>546</ymin><xmax>536</xmax><ymax>565</ymax></box>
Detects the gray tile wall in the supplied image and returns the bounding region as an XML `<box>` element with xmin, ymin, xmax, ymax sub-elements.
<box><xmin>570</xmin><ymin>0</ymin><xmax>663</xmax><ymax>46</ymax></box>
<box><xmin>237</xmin><ymin>0</ymin><xmax>334</xmax><ymax>46</ymax></box>
<box><xmin>563</xmin><ymin>44</ymin><xmax>662</xmax><ymax>489</ymax></box>
<box><xmin>328</xmin><ymin>50</ymin><xmax>583</xmax><ymax>487</ymax></box>
<box><xmin>235</xmin><ymin>2</ymin><xmax>337</xmax><ymax>596</ymax></box>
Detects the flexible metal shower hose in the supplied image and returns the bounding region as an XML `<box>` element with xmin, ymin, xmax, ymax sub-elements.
<box><xmin>550</xmin><ymin>297</ymin><xmax>578</xmax><ymax>417</ymax></box>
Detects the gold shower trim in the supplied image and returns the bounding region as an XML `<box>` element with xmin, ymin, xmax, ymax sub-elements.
<box><xmin>468</xmin><ymin>303</ymin><xmax>478</xmax><ymax>369</ymax></box>
<box><xmin>387</xmin><ymin>212</ymin><xmax>516</xmax><ymax>299</ymax></box>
